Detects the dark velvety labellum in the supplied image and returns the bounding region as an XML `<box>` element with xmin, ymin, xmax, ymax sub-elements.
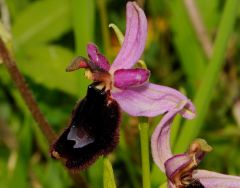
<box><xmin>186</xmin><ymin>179</ymin><xmax>204</xmax><ymax>188</ymax></box>
<box><xmin>51</xmin><ymin>83</ymin><xmax>121</xmax><ymax>170</ymax></box>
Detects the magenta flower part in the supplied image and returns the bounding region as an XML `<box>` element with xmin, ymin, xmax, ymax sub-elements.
<box><xmin>113</xmin><ymin>68</ymin><xmax>150</xmax><ymax>89</ymax></box>
<box><xmin>87</xmin><ymin>43</ymin><xmax>110</xmax><ymax>71</ymax></box>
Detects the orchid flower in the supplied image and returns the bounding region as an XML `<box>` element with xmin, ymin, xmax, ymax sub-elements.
<box><xmin>67</xmin><ymin>1</ymin><xmax>195</xmax><ymax>120</ymax></box>
<box><xmin>151</xmin><ymin>103</ymin><xmax>240</xmax><ymax>188</ymax></box>
<box><xmin>51</xmin><ymin>1</ymin><xmax>195</xmax><ymax>170</ymax></box>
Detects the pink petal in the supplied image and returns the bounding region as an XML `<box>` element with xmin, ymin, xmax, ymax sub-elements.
<box><xmin>113</xmin><ymin>68</ymin><xmax>150</xmax><ymax>89</ymax></box>
<box><xmin>151</xmin><ymin>101</ymin><xmax>191</xmax><ymax>172</ymax></box>
<box><xmin>168</xmin><ymin>181</ymin><xmax>175</xmax><ymax>188</ymax></box>
<box><xmin>87</xmin><ymin>43</ymin><xmax>110</xmax><ymax>71</ymax></box>
<box><xmin>111</xmin><ymin>83</ymin><xmax>195</xmax><ymax>118</ymax></box>
<box><xmin>112</xmin><ymin>82</ymin><xmax>195</xmax><ymax>172</ymax></box>
<box><xmin>164</xmin><ymin>154</ymin><xmax>192</xmax><ymax>183</ymax></box>
<box><xmin>193</xmin><ymin>170</ymin><xmax>240</xmax><ymax>188</ymax></box>
<box><xmin>110</xmin><ymin>2</ymin><xmax>147</xmax><ymax>72</ymax></box>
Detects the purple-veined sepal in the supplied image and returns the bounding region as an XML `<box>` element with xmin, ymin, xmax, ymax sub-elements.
<box><xmin>112</xmin><ymin>83</ymin><xmax>195</xmax><ymax>118</ymax></box>
<box><xmin>193</xmin><ymin>170</ymin><xmax>240</xmax><ymax>188</ymax></box>
<box><xmin>110</xmin><ymin>2</ymin><xmax>147</xmax><ymax>72</ymax></box>
<box><xmin>87</xmin><ymin>43</ymin><xmax>110</xmax><ymax>71</ymax></box>
<box><xmin>151</xmin><ymin>100</ymin><xmax>194</xmax><ymax>172</ymax></box>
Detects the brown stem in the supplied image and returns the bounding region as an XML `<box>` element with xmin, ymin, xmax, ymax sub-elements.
<box><xmin>0</xmin><ymin>38</ymin><xmax>89</xmax><ymax>188</ymax></box>
<box><xmin>184</xmin><ymin>0</ymin><xmax>213</xmax><ymax>59</ymax></box>
<box><xmin>0</xmin><ymin>38</ymin><xmax>56</xmax><ymax>143</ymax></box>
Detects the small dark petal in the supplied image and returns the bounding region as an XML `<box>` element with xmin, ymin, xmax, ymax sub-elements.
<box><xmin>66</xmin><ymin>56</ymin><xmax>89</xmax><ymax>72</ymax></box>
<box><xmin>87</xmin><ymin>43</ymin><xmax>110</xmax><ymax>71</ymax></box>
<box><xmin>66</xmin><ymin>56</ymin><xmax>106</xmax><ymax>73</ymax></box>
<box><xmin>51</xmin><ymin>83</ymin><xmax>121</xmax><ymax>170</ymax></box>
<box><xmin>186</xmin><ymin>179</ymin><xmax>205</xmax><ymax>188</ymax></box>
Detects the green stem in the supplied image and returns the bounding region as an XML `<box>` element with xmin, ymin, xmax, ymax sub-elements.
<box><xmin>70</xmin><ymin>0</ymin><xmax>93</xmax><ymax>96</ymax></box>
<box><xmin>139</xmin><ymin>117</ymin><xmax>151</xmax><ymax>188</ymax></box>
<box><xmin>97</xmin><ymin>0</ymin><xmax>110</xmax><ymax>57</ymax></box>
<box><xmin>119</xmin><ymin>129</ymin><xmax>140</xmax><ymax>188</ymax></box>
<box><xmin>71</xmin><ymin>0</ymin><xmax>95</xmax><ymax>55</ymax></box>
<box><xmin>174</xmin><ymin>0</ymin><xmax>238</xmax><ymax>153</ymax></box>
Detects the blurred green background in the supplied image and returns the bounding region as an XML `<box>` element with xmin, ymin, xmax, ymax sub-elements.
<box><xmin>0</xmin><ymin>0</ymin><xmax>240</xmax><ymax>187</ymax></box>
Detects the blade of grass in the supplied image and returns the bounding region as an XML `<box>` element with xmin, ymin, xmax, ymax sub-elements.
<box><xmin>97</xmin><ymin>0</ymin><xmax>110</xmax><ymax>57</ymax></box>
<box><xmin>71</xmin><ymin>0</ymin><xmax>94</xmax><ymax>97</ymax></box>
<box><xmin>12</xmin><ymin>0</ymin><xmax>71</xmax><ymax>49</ymax></box>
<box><xmin>119</xmin><ymin>128</ymin><xmax>140</xmax><ymax>188</ymax></box>
<box><xmin>174</xmin><ymin>0</ymin><xmax>239</xmax><ymax>153</ymax></box>
<box><xmin>184</xmin><ymin>0</ymin><xmax>213</xmax><ymax>58</ymax></box>
<box><xmin>103</xmin><ymin>157</ymin><xmax>116</xmax><ymax>188</ymax></box>
<box><xmin>150</xmin><ymin>164</ymin><xmax>166</xmax><ymax>188</ymax></box>
<box><xmin>88</xmin><ymin>158</ymin><xmax>103</xmax><ymax>188</ymax></box>
<box><xmin>71</xmin><ymin>0</ymin><xmax>95</xmax><ymax>55</ymax></box>
<box><xmin>168</xmin><ymin>0</ymin><xmax>207</xmax><ymax>93</ymax></box>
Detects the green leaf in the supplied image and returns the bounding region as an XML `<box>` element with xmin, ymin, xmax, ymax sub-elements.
<box><xmin>12</xmin><ymin>0</ymin><xmax>71</xmax><ymax>48</ymax></box>
<box><xmin>151</xmin><ymin>164</ymin><xmax>167</xmax><ymax>188</ymax></box>
<box><xmin>196</xmin><ymin>0</ymin><xmax>221</xmax><ymax>32</ymax></box>
<box><xmin>32</xmin><ymin>160</ymin><xmax>72</xmax><ymax>188</ymax></box>
<box><xmin>8</xmin><ymin>156</ymin><xmax>28</xmax><ymax>188</ymax></box>
<box><xmin>32</xmin><ymin>121</ymin><xmax>49</xmax><ymax>157</ymax></box>
<box><xmin>71</xmin><ymin>0</ymin><xmax>95</xmax><ymax>55</ymax></box>
<box><xmin>16</xmin><ymin>44</ymin><xmax>89</xmax><ymax>97</ymax></box>
<box><xmin>159</xmin><ymin>182</ymin><xmax>168</xmax><ymax>188</ymax></box>
<box><xmin>7</xmin><ymin>117</ymin><xmax>33</xmax><ymax>188</ymax></box>
<box><xmin>118</xmin><ymin>129</ymin><xmax>140</xmax><ymax>188</ymax></box>
<box><xmin>88</xmin><ymin>158</ymin><xmax>103</xmax><ymax>188</ymax></box>
<box><xmin>168</xmin><ymin>0</ymin><xmax>207</xmax><ymax>93</ymax></box>
<box><xmin>6</xmin><ymin>0</ymin><xmax>32</xmax><ymax>19</ymax></box>
<box><xmin>103</xmin><ymin>157</ymin><xmax>116</xmax><ymax>188</ymax></box>
<box><xmin>175</xmin><ymin>0</ymin><xmax>239</xmax><ymax>153</ymax></box>
<box><xmin>0</xmin><ymin>147</ymin><xmax>9</xmax><ymax>187</ymax></box>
